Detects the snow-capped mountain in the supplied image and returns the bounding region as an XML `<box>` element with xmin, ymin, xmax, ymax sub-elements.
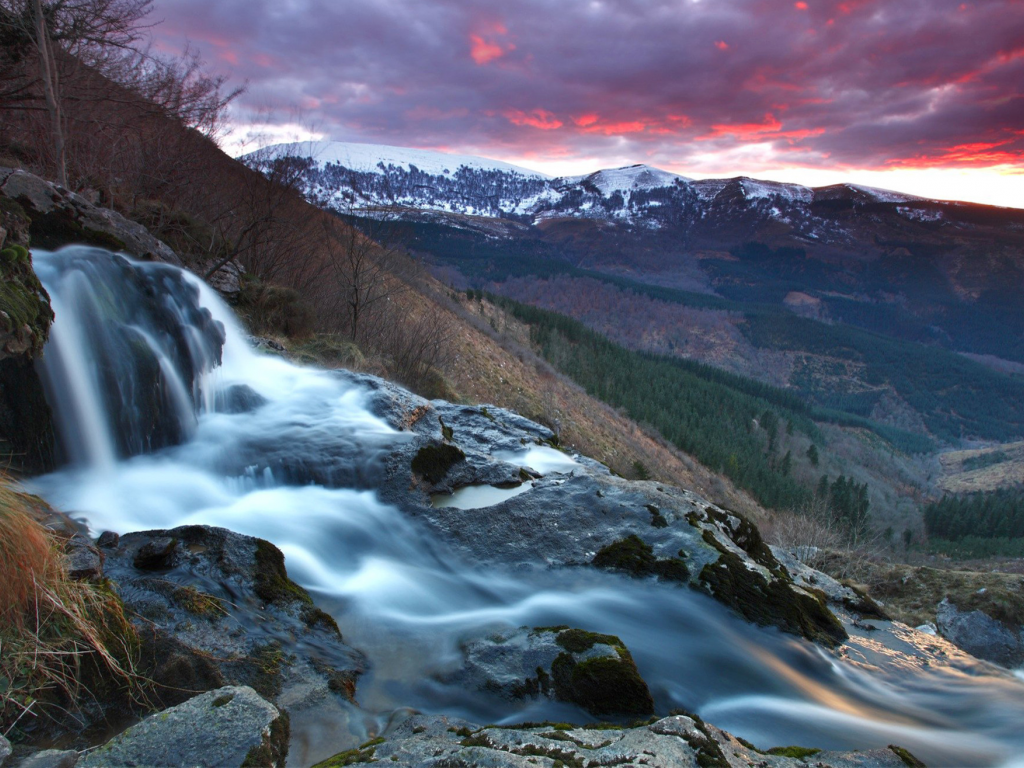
<box><xmin>252</xmin><ymin>140</ymin><xmax>961</xmax><ymax>246</ymax></box>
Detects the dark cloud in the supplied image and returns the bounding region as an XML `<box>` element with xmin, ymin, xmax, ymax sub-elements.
<box><xmin>150</xmin><ymin>0</ymin><xmax>1024</xmax><ymax>171</ymax></box>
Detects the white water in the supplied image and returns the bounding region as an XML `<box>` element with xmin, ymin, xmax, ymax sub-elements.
<box><xmin>26</xmin><ymin>247</ymin><xmax>1024</xmax><ymax>766</ymax></box>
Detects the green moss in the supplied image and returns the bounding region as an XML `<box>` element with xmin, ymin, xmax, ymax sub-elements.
<box><xmin>0</xmin><ymin>247</ymin><xmax>53</xmax><ymax>357</ymax></box>
<box><xmin>646</xmin><ymin>505</ymin><xmax>669</xmax><ymax>528</ymax></box>
<box><xmin>889</xmin><ymin>745</ymin><xmax>927</xmax><ymax>767</ymax></box>
<box><xmin>591</xmin><ymin>535</ymin><xmax>689</xmax><ymax>583</ymax></box>
<box><xmin>172</xmin><ymin>585</ymin><xmax>227</xmax><ymax>619</ymax></box>
<box><xmin>248</xmin><ymin>643</ymin><xmax>285</xmax><ymax>700</ymax></box>
<box><xmin>301</xmin><ymin>606</ymin><xmax>342</xmax><ymax>637</ymax></box>
<box><xmin>253</xmin><ymin>538</ymin><xmax>313</xmax><ymax>607</ymax></box>
<box><xmin>312</xmin><ymin>740</ymin><xmax>378</xmax><ymax>767</ymax></box>
<box><xmin>840</xmin><ymin>583</ymin><xmax>891</xmax><ymax>621</ymax></box>
<box><xmin>702</xmin><ymin>506</ymin><xmax>781</xmax><ymax>575</ymax></box>
<box><xmin>550</xmin><ymin>649</ymin><xmax>654</xmax><ymax>717</ymax></box>
<box><xmin>667</xmin><ymin>710</ymin><xmax>729</xmax><ymax>768</ymax></box>
<box><xmin>698</xmin><ymin>540</ymin><xmax>847</xmax><ymax>647</ymax></box>
<box><xmin>553</xmin><ymin>628</ymin><xmax>624</xmax><ymax>655</ymax></box>
<box><xmin>411</xmin><ymin>443</ymin><xmax>466</xmax><ymax>484</ymax></box>
<box><xmin>440</xmin><ymin>417</ymin><xmax>454</xmax><ymax>441</ymax></box>
<box><xmin>767</xmin><ymin>746</ymin><xmax>821</xmax><ymax>758</ymax></box>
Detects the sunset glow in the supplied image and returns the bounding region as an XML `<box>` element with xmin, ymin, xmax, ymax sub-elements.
<box><xmin>155</xmin><ymin>0</ymin><xmax>1024</xmax><ymax>208</ymax></box>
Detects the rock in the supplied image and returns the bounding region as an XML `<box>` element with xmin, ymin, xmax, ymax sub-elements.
<box><xmin>0</xmin><ymin>734</ymin><xmax>11</xmax><ymax>763</ymax></box>
<box><xmin>131</xmin><ymin>536</ymin><xmax>178</xmax><ymax>570</ymax></box>
<box><xmin>64</xmin><ymin>536</ymin><xmax>104</xmax><ymax>581</ymax></box>
<box><xmin>7</xmin><ymin>750</ymin><xmax>79</xmax><ymax>768</ymax></box>
<box><xmin>0</xmin><ymin>168</ymin><xmax>181</xmax><ymax>265</ymax></box>
<box><xmin>205</xmin><ymin>259</ymin><xmax>245</xmax><ymax>301</ymax></box>
<box><xmin>936</xmin><ymin>598</ymin><xmax>1024</xmax><ymax>668</ymax></box>
<box><xmin>78</xmin><ymin>687</ymin><xmax>287</xmax><ymax>768</ymax></box>
<box><xmin>102</xmin><ymin>526</ymin><xmax>365</xmax><ymax>713</ymax></box>
<box><xmin>335</xmin><ymin>375</ymin><xmax>848</xmax><ymax>647</ymax></box>
<box><xmin>312</xmin><ymin>713</ymin><xmax>923</xmax><ymax>768</ymax></box>
<box><xmin>96</xmin><ymin>530</ymin><xmax>120</xmax><ymax>548</ymax></box>
<box><xmin>215</xmin><ymin>384</ymin><xmax>268</xmax><ymax>414</ymax></box>
<box><xmin>449</xmin><ymin>626</ymin><xmax>654</xmax><ymax>716</ymax></box>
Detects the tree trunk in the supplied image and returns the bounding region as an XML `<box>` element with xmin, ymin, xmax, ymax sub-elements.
<box><xmin>32</xmin><ymin>0</ymin><xmax>67</xmax><ymax>187</ymax></box>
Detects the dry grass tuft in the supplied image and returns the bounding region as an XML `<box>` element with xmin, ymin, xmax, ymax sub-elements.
<box><xmin>0</xmin><ymin>479</ymin><xmax>146</xmax><ymax>738</ymax></box>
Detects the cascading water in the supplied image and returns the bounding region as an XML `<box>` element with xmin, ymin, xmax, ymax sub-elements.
<box><xmin>25</xmin><ymin>246</ymin><xmax>1024</xmax><ymax>767</ymax></box>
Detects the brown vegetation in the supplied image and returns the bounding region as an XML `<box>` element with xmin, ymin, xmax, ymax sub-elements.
<box><xmin>0</xmin><ymin>478</ymin><xmax>144</xmax><ymax>737</ymax></box>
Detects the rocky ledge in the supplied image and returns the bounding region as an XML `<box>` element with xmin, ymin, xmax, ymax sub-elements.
<box><xmin>309</xmin><ymin>713</ymin><xmax>924</xmax><ymax>768</ymax></box>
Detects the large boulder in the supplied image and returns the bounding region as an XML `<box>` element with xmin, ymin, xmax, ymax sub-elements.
<box><xmin>0</xmin><ymin>168</ymin><xmax>180</xmax><ymax>265</ymax></box>
<box><xmin>99</xmin><ymin>526</ymin><xmax>366</xmax><ymax>714</ymax></box>
<box><xmin>936</xmin><ymin>598</ymin><xmax>1024</xmax><ymax>668</ymax></box>
<box><xmin>79</xmin><ymin>687</ymin><xmax>287</xmax><ymax>768</ymax></box>
<box><xmin>340</xmin><ymin>375</ymin><xmax>849</xmax><ymax>647</ymax></box>
<box><xmin>311</xmin><ymin>713</ymin><xmax>921</xmax><ymax>768</ymax></box>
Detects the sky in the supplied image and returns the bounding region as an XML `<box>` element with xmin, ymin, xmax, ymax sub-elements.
<box><xmin>149</xmin><ymin>0</ymin><xmax>1024</xmax><ymax>208</ymax></box>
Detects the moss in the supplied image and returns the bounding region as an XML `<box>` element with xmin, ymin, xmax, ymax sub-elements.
<box><xmin>448</xmin><ymin>726</ymin><xmax>475</xmax><ymax>737</ymax></box>
<box><xmin>889</xmin><ymin>745</ymin><xmax>927</xmax><ymax>767</ymax></box>
<box><xmin>253</xmin><ymin>538</ymin><xmax>313</xmax><ymax>607</ymax></box>
<box><xmin>171</xmin><ymin>585</ymin><xmax>227</xmax><ymax>619</ymax></box>
<box><xmin>553</xmin><ymin>628</ymin><xmax>624</xmax><ymax>655</ymax></box>
<box><xmin>248</xmin><ymin>643</ymin><xmax>285</xmax><ymax>700</ymax></box>
<box><xmin>840</xmin><ymin>583</ymin><xmax>891</xmax><ymax>621</ymax></box>
<box><xmin>211</xmin><ymin>693</ymin><xmax>234</xmax><ymax>708</ymax></box>
<box><xmin>0</xmin><ymin>246</ymin><xmax>53</xmax><ymax>356</ymax></box>
<box><xmin>241</xmin><ymin>711</ymin><xmax>290</xmax><ymax>767</ymax></box>
<box><xmin>550</xmin><ymin>649</ymin><xmax>654</xmax><ymax>717</ymax></box>
<box><xmin>669</xmin><ymin>710</ymin><xmax>729</xmax><ymax>768</ymax></box>
<box><xmin>411</xmin><ymin>443</ymin><xmax>466</xmax><ymax>484</ymax></box>
<box><xmin>311</xmin><ymin>740</ymin><xmax>378</xmax><ymax>767</ymax></box>
<box><xmin>698</xmin><ymin>542</ymin><xmax>847</xmax><ymax>647</ymax></box>
<box><xmin>440</xmin><ymin>417</ymin><xmax>454</xmax><ymax>441</ymax></box>
<box><xmin>702</xmin><ymin>506</ymin><xmax>782</xmax><ymax>575</ymax></box>
<box><xmin>591</xmin><ymin>535</ymin><xmax>689</xmax><ymax>583</ymax></box>
<box><xmin>767</xmin><ymin>746</ymin><xmax>821</xmax><ymax>758</ymax></box>
<box><xmin>646</xmin><ymin>505</ymin><xmax>669</xmax><ymax>528</ymax></box>
<box><xmin>301</xmin><ymin>606</ymin><xmax>342</xmax><ymax>637</ymax></box>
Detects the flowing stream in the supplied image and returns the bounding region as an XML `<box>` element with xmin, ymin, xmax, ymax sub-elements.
<box><xmin>25</xmin><ymin>247</ymin><xmax>1024</xmax><ymax>767</ymax></box>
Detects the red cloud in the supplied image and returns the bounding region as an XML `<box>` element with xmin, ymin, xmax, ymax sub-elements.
<box><xmin>470</xmin><ymin>21</ymin><xmax>514</xmax><ymax>65</ymax></box>
<box><xmin>504</xmin><ymin>109</ymin><xmax>563</xmax><ymax>130</ymax></box>
<box><xmin>700</xmin><ymin>114</ymin><xmax>784</xmax><ymax>140</ymax></box>
<box><xmin>795</xmin><ymin>1</ymin><xmax>809</xmax><ymax>9</ymax></box>
<box><xmin>714</xmin><ymin>40</ymin><xmax>729</xmax><ymax>50</ymax></box>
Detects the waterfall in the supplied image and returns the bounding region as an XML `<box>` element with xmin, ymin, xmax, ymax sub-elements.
<box><xmin>26</xmin><ymin>246</ymin><xmax>1024</xmax><ymax>768</ymax></box>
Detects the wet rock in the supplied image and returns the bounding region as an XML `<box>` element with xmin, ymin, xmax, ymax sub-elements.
<box><xmin>314</xmin><ymin>713</ymin><xmax>921</xmax><ymax>768</ymax></box>
<box><xmin>7</xmin><ymin>749</ymin><xmax>79</xmax><ymax>768</ymax></box>
<box><xmin>102</xmin><ymin>526</ymin><xmax>365</xmax><ymax>713</ymax></box>
<box><xmin>341</xmin><ymin>373</ymin><xmax>847</xmax><ymax>647</ymax></box>
<box><xmin>0</xmin><ymin>168</ymin><xmax>180</xmax><ymax>265</ymax></box>
<box><xmin>215</xmin><ymin>384</ymin><xmax>269</xmax><ymax>414</ymax></box>
<box><xmin>936</xmin><ymin>598</ymin><xmax>1024</xmax><ymax>668</ymax></box>
<box><xmin>132</xmin><ymin>536</ymin><xmax>178</xmax><ymax>570</ymax></box>
<box><xmin>64</xmin><ymin>536</ymin><xmax>104</xmax><ymax>581</ymax></box>
<box><xmin>78</xmin><ymin>687</ymin><xmax>287</xmax><ymax>768</ymax></box>
<box><xmin>449</xmin><ymin>626</ymin><xmax>653</xmax><ymax>716</ymax></box>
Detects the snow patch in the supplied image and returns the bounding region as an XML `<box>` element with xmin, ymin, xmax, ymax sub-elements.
<box><xmin>260</xmin><ymin>140</ymin><xmax>551</xmax><ymax>179</ymax></box>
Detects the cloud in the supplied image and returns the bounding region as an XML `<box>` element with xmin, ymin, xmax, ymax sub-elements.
<box><xmin>146</xmin><ymin>0</ymin><xmax>1024</xmax><ymax>178</ymax></box>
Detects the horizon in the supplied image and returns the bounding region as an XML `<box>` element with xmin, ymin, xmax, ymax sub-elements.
<box><xmin>150</xmin><ymin>0</ymin><xmax>1024</xmax><ymax>209</ymax></box>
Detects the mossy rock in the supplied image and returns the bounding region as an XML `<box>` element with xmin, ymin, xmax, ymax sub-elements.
<box><xmin>253</xmin><ymin>538</ymin><xmax>314</xmax><ymax>607</ymax></box>
<box><xmin>767</xmin><ymin>745</ymin><xmax>821</xmax><ymax>758</ymax></box>
<box><xmin>591</xmin><ymin>534</ymin><xmax>689</xmax><ymax>583</ymax></box>
<box><xmin>411</xmin><ymin>442</ymin><xmax>466</xmax><ymax>484</ymax></box>
<box><xmin>698</xmin><ymin>540</ymin><xmax>847</xmax><ymax>647</ymax></box>
<box><xmin>550</xmin><ymin>649</ymin><xmax>654</xmax><ymax>717</ymax></box>
<box><xmin>241</xmin><ymin>711</ymin><xmax>290</xmax><ymax>767</ymax></box>
<box><xmin>889</xmin><ymin>745</ymin><xmax>927</xmax><ymax>767</ymax></box>
<box><xmin>0</xmin><ymin>245</ymin><xmax>53</xmax><ymax>355</ymax></box>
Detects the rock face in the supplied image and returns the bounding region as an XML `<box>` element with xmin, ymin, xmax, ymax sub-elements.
<box><xmin>0</xmin><ymin>167</ymin><xmax>180</xmax><ymax>265</ymax></box>
<box><xmin>449</xmin><ymin>626</ymin><xmax>654</xmax><ymax>716</ymax></box>
<box><xmin>936</xmin><ymin>598</ymin><xmax>1024</xmax><ymax>668</ymax></box>
<box><xmin>99</xmin><ymin>526</ymin><xmax>366</xmax><ymax>714</ymax></box>
<box><xmin>342</xmin><ymin>377</ymin><xmax>850</xmax><ymax>647</ymax></box>
<box><xmin>79</xmin><ymin>687</ymin><xmax>287</xmax><ymax>768</ymax></box>
<box><xmin>311</xmin><ymin>713</ymin><xmax>919</xmax><ymax>768</ymax></box>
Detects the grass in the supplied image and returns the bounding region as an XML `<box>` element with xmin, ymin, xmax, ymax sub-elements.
<box><xmin>0</xmin><ymin>478</ymin><xmax>146</xmax><ymax>738</ymax></box>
